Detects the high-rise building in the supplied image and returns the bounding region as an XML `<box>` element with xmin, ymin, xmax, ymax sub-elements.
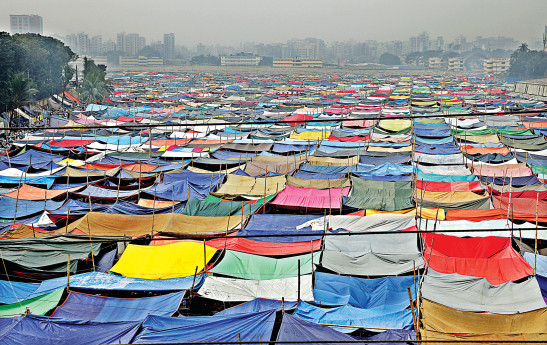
<box><xmin>90</xmin><ymin>35</ymin><xmax>103</xmax><ymax>56</ymax></box>
<box><xmin>163</xmin><ymin>33</ymin><xmax>175</xmax><ymax>60</ymax></box>
<box><xmin>10</xmin><ymin>14</ymin><xmax>43</xmax><ymax>35</ymax></box>
<box><xmin>116</xmin><ymin>32</ymin><xmax>146</xmax><ymax>56</ymax></box>
<box><xmin>543</xmin><ymin>25</ymin><xmax>547</xmax><ymax>52</ymax></box>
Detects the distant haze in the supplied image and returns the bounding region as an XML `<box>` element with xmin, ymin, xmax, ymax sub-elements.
<box><xmin>2</xmin><ymin>0</ymin><xmax>545</xmax><ymax>45</ymax></box>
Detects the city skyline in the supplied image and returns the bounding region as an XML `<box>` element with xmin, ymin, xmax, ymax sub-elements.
<box><xmin>1</xmin><ymin>0</ymin><xmax>545</xmax><ymax>45</ymax></box>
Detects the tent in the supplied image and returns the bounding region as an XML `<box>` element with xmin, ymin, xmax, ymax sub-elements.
<box><xmin>343</xmin><ymin>177</ymin><xmax>413</xmax><ymax>211</ymax></box>
<box><xmin>110</xmin><ymin>242</ymin><xmax>217</xmax><ymax>279</ymax></box>
<box><xmin>198</xmin><ymin>275</ymin><xmax>314</xmax><ymax>302</ymax></box>
<box><xmin>293</xmin><ymin>301</ymin><xmax>413</xmax><ymax>333</ymax></box>
<box><xmin>422</xmin><ymin>234</ymin><xmax>533</xmax><ymax>284</ymax></box>
<box><xmin>210</xmin><ymin>250</ymin><xmax>319</xmax><ymax>280</ymax></box>
<box><xmin>52</xmin><ymin>291</ymin><xmax>185</xmax><ymax>321</ymax></box>
<box><xmin>132</xmin><ymin>310</ymin><xmax>276</xmax><ymax>344</ymax></box>
<box><xmin>0</xmin><ymin>314</ymin><xmax>141</xmax><ymax>345</ymax></box>
<box><xmin>313</xmin><ymin>272</ymin><xmax>415</xmax><ymax>309</ymax></box>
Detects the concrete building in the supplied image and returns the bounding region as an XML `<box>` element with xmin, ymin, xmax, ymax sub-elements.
<box><xmin>90</xmin><ymin>35</ymin><xmax>103</xmax><ymax>56</ymax></box>
<box><xmin>119</xmin><ymin>56</ymin><xmax>163</xmax><ymax>67</ymax></box>
<box><xmin>483</xmin><ymin>58</ymin><xmax>510</xmax><ymax>74</ymax></box>
<box><xmin>273</xmin><ymin>58</ymin><xmax>323</xmax><ymax>68</ymax></box>
<box><xmin>221</xmin><ymin>53</ymin><xmax>261</xmax><ymax>66</ymax></box>
<box><xmin>448</xmin><ymin>57</ymin><xmax>465</xmax><ymax>72</ymax></box>
<box><xmin>163</xmin><ymin>33</ymin><xmax>175</xmax><ymax>60</ymax></box>
<box><xmin>428</xmin><ymin>57</ymin><xmax>444</xmax><ymax>69</ymax></box>
<box><xmin>10</xmin><ymin>14</ymin><xmax>43</xmax><ymax>35</ymax></box>
<box><xmin>117</xmin><ymin>32</ymin><xmax>146</xmax><ymax>56</ymax></box>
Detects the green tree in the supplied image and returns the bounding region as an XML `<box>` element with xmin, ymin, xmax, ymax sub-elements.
<box><xmin>7</xmin><ymin>72</ymin><xmax>38</xmax><ymax>125</ymax></box>
<box><xmin>508</xmin><ymin>43</ymin><xmax>547</xmax><ymax>78</ymax></box>
<box><xmin>139</xmin><ymin>45</ymin><xmax>161</xmax><ymax>58</ymax></box>
<box><xmin>379</xmin><ymin>53</ymin><xmax>401</xmax><ymax>65</ymax></box>
<box><xmin>79</xmin><ymin>70</ymin><xmax>112</xmax><ymax>104</ymax></box>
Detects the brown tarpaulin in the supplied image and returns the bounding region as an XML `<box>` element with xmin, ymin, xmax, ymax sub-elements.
<box><xmin>57</xmin><ymin>212</ymin><xmax>245</xmax><ymax>237</ymax></box>
<box><xmin>286</xmin><ymin>175</ymin><xmax>351</xmax><ymax>189</ymax></box>
<box><xmin>421</xmin><ymin>299</ymin><xmax>547</xmax><ymax>341</ymax></box>
<box><xmin>211</xmin><ymin>174</ymin><xmax>286</xmax><ymax>198</ymax></box>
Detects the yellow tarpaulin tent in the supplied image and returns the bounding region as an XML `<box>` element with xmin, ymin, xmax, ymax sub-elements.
<box><xmin>110</xmin><ymin>242</ymin><xmax>217</xmax><ymax>279</ymax></box>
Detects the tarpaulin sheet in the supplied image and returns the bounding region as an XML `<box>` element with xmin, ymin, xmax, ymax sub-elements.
<box><xmin>1</xmin><ymin>149</ymin><xmax>65</xmax><ymax>169</ymax></box>
<box><xmin>472</xmin><ymin>163</ymin><xmax>532</xmax><ymax>177</ymax></box>
<box><xmin>63</xmin><ymin>212</ymin><xmax>244</xmax><ymax>237</ymax></box>
<box><xmin>321</xmin><ymin>229</ymin><xmax>423</xmax><ymax>276</ymax></box>
<box><xmin>359</xmin><ymin>154</ymin><xmax>411</xmax><ymax>165</ymax></box>
<box><xmin>0</xmin><ymin>235</ymin><xmax>107</xmax><ymax>274</ymax></box>
<box><xmin>293</xmin><ymin>301</ymin><xmax>413</xmax><ymax>333</ymax></box>
<box><xmin>413</xmin><ymin>152</ymin><xmax>464</xmax><ymax>165</ymax></box>
<box><xmin>524</xmin><ymin>252</ymin><xmax>547</xmax><ymax>277</ymax></box>
<box><xmin>132</xmin><ymin>310</ymin><xmax>276</xmax><ymax>344</ymax></box>
<box><xmin>211</xmin><ymin>174</ymin><xmax>286</xmax><ymax>198</ymax></box>
<box><xmin>210</xmin><ymin>250</ymin><xmax>318</xmax><ymax>280</ymax></box>
<box><xmin>327</xmin><ymin>213</ymin><xmax>416</xmax><ymax>232</ymax></box>
<box><xmin>307</xmin><ymin>156</ymin><xmax>359</xmax><ymax>166</ymax></box>
<box><xmin>313</xmin><ymin>272</ymin><xmax>415</xmax><ymax>309</ymax></box>
<box><xmin>417</xmin><ymin>172</ymin><xmax>478</xmax><ymax>183</ymax></box>
<box><xmin>343</xmin><ymin>178</ymin><xmax>413</xmax><ymax>211</ymax></box>
<box><xmin>0</xmin><ymin>314</ymin><xmax>142</xmax><ymax>345</ymax></box>
<box><xmin>415</xmin><ymin>142</ymin><xmax>461</xmax><ymax>155</ymax></box>
<box><xmin>359</xmin><ymin>162</ymin><xmax>413</xmax><ymax>176</ymax></box>
<box><xmin>206</xmin><ymin>237</ymin><xmax>321</xmax><ymax>256</ymax></box>
<box><xmin>479</xmin><ymin>174</ymin><xmax>541</xmax><ymax>186</ymax></box>
<box><xmin>0</xmin><ymin>288</ymin><xmax>64</xmax><ymax>317</ymax></box>
<box><xmin>0</xmin><ymin>175</ymin><xmax>55</xmax><ymax>188</ymax></box>
<box><xmin>61</xmin><ymin>271</ymin><xmax>204</xmax><ymax>292</ymax></box>
<box><xmin>216</xmin><ymin>298</ymin><xmax>298</xmax><ymax>316</ymax></box>
<box><xmin>416</xmin><ymin>191</ymin><xmax>491</xmax><ymax>210</ymax></box>
<box><xmin>416</xmin><ymin>180</ymin><xmax>483</xmax><ymax>192</ymax></box>
<box><xmin>460</xmin><ymin>145</ymin><xmax>510</xmax><ymax>155</ymax></box>
<box><xmin>221</xmin><ymin>142</ymin><xmax>273</xmax><ymax>152</ymax></box>
<box><xmin>421</xmin><ymin>299</ymin><xmax>547</xmax><ymax>340</ymax></box>
<box><xmin>422</xmin><ymin>269</ymin><xmax>546</xmax><ymax>314</ymax></box>
<box><xmin>2</xmin><ymin>184</ymin><xmax>82</xmax><ymax>201</ymax></box>
<box><xmin>239</xmin><ymin>214</ymin><xmax>322</xmax><ymax>243</ymax></box>
<box><xmin>422</xmin><ymin>234</ymin><xmax>534</xmax><ymax>284</ymax></box>
<box><xmin>277</xmin><ymin>313</ymin><xmax>361</xmax><ymax>344</ymax></box>
<box><xmin>501</xmin><ymin>135</ymin><xmax>547</xmax><ymax>151</ymax></box>
<box><xmin>413</xmin><ymin>127</ymin><xmax>451</xmax><ymax>137</ymax></box>
<box><xmin>492</xmin><ymin>194</ymin><xmax>547</xmax><ymax>216</ymax></box>
<box><xmin>271</xmin><ymin>185</ymin><xmax>350</xmax><ymax>209</ymax></box>
<box><xmin>516</xmin><ymin>151</ymin><xmax>547</xmax><ymax>166</ymax></box>
<box><xmin>537</xmin><ymin>275</ymin><xmax>547</xmax><ymax>303</ymax></box>
<box><xmin>110</xmin><ymin>242</ymin><xmax>217</xmax><ymax>279</ymax></box>
<box><xmin>71</xmin><ymin>184</ymin><xmax>145</xmax><ymax>199</ymax></box>
<box><xmin>181</xmin><ymin>197</ymin><xmax>263</xmax><ymax>216</ymax></box>
<box><xmin>0</xmin><ymin>197</ymin><xmax>62</xmax><ymax>219</ymax></box>
<box><xmin>418</xmin><ymin>164</ymin><xmax>472</xmax><ymax>176</ymax></box>
<box><xmin>52</xmin><ymin>291</ymin><xmax>185</xmax><ymax>321</ymax></box>
<box><xmin>244</xmin><ymin>159</ymin><xmax>302</xmax><ymax>177</ymax></box>
<box><xmin>198</xmin><ymin>275</ymin><xmax>314</xmax><ymax>302</ymax></box>
<box><xmin>287</xmin><ymin>175</ymin><xmax>350</xmax><ymax>189</ymax></box>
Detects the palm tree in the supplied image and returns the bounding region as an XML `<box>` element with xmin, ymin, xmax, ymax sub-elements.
<box><xmin>7</xmin><ymin>72</ymin><xmax>38</xmax><ymax>126</ymax></box>
<box><xmin>79</xmin><ymin>71</ymin><xmax>113</xmax><ymax>104</ymax></box>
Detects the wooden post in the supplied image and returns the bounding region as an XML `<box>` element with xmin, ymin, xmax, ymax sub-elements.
<box><xmin>65</xmin><ymin>208</ymin><xmax>71</xmax><ymax>233</ymax></box>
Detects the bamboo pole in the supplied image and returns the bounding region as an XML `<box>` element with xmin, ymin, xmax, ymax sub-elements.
<box><xmin>408</xmin><ymin>286</ymin><xmax>420</xmax><ymax>341</ymax></box>
<box><xmin>535</xmin><ymin>192</ymin><xmax>539</xmax><ymax>274</ymax></box>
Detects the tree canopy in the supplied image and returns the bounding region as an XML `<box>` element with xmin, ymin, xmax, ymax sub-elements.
<box><xmin>508</xmin><ymin>43</ymin><xmax>547</xmax><ymax>79</ymax></box>
<box><xmin>0</xmin><ymin>32</ymin><xmax>75</xmax><ymax>112</ymax></box>
<box><xmin>379</xmin><ymin>53</ymin><xmax>401</xmax><ymax>65</ymax></box>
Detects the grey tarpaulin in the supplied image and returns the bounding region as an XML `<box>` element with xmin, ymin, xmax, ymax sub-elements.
<box><xmin>422</xmin><ymin>269</ymin><xmax>546</xmax><ymax>314</ymax></box>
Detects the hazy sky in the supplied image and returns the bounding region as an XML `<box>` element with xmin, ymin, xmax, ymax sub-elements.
<box><xmin>2</xmin><ymin>0</ymin><xmax>546</xmax><ymax>45</ymax></box>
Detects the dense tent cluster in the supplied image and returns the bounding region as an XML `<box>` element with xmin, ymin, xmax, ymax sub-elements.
<box><xmin>0</xmin><ymin>72</ymin><xmax>547</xmax><ymax>344</ymax></box>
